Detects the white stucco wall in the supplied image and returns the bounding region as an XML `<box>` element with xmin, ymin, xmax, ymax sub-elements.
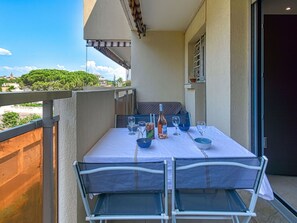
<box><xmin>131</xmin><ymin>31</ymin><xmax>185</xmax><ymax>104</ymax></box>
<box><xmin>54</xmin><ymin>90</ymin><xmax>115</xmax><ymax>223</ymax></box>
<box><xmin>206</xmin><ymin>0</ymin><xmax>231</xmax><ymax>135</ymax></box>
<box><xmin>185</xmin><ymin>83</ymin><xmax>206</xmax><ymax>125</ymax></box>
<box><xmin>54</xmin><ymin>96</ymin><xmax>77</xmax><ymax>223</ymax></box>
<box><xmin>84</xmin><ymin>0</ymin><xmax>131</xmax><ymax>40</ymax></box>
<box><xmin>183</xmin><ymin>0</ymin><xmax>250</xmax><ymax>146</ymax></box>
<box><xmin>185</xmin><ymin>2</ymin><xmax>206</xmax><ymax>82</ymax></box>
<box><xmin>184</xmin><ymin>2</ymin><xmax>206</xmax><ymax>125</ymax></box>
<box><xmin>230</xmin><ymin>0</ymin><xmax>249</xmax><ymax>148</ymax></box>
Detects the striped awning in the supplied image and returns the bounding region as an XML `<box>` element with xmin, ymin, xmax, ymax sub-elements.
<box><xmin>87</xmin><ymin>40</ymin><xmax>131</xmax><ymax>48</ymax></box>
<box><xmin>87</xmin><ymin>40</ymin><xmax>131</xmax><ymax>70</ymax></box>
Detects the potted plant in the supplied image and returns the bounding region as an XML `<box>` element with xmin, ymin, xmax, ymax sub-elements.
<box><xmin>189</xmin><ymin>76</ymin><xmax>197</xmax><ymax>83</ymax></box>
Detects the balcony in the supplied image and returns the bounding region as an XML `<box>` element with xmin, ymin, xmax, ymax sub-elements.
<box><xmin>0</xmin><ymin>88</ymin><xmax>294</xmax><ymax>223</ymax></box>
<box><xmin>1</xmin><ymin>0</ymin><xmax>296</xmax><ymax>223</ymax></box>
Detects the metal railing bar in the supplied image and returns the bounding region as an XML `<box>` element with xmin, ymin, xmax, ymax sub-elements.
<box><xmin>113</xmin><ymin>88</ymin><xmax>136</xmax><ymax>115</ymax></box>
<box><xmin>43</xmin><ymin>100</ymin><xmax>55</xmax><ymax>223</ymax></box>
<box><xmin>0</xmin><ymin>116</ymin><xmax>59</xmax><ymax>142</ymax></box>
<box><xmin>0</xmin><ymin>91</ymin><xmax>72</xmax><ymax>106</ymax></box>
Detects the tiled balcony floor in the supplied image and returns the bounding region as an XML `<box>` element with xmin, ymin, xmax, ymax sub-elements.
<box><xmin>105</xmin><ymin>191</ymin><xmax>289</xmax><ymax>223</ymax></box>
<box><xmin>268</xmin><ymin>175</ymin><xmax>297</xmax><ymax>211</ymax></box>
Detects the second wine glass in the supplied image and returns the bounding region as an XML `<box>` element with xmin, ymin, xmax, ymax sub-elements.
<box><xmin>127</xmin><ymin>116</ymin><xmax>136</xmax><ymax>135</ymax></box>
<box><xmin>138</xmin><ymin>121</ymin><xmax>146</xmax><ymax>138</ymax></box>
<box><xmin>196</xmin><ymin>121</ymin><xmax>206</xmax><ymax>136</ymax></box>
<box><xmin>172</xmin><ymin>116</ymin><xmax>180</xmax><ymax>136</ymax></box>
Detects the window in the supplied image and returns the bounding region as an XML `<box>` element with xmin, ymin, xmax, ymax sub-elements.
<box><xmin>193</xmin><ymin>34</ymin><xmax>206</xmax><ymax>81</ymax></box>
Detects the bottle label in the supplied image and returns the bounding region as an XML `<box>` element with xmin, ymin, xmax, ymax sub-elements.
<box><xmin>162</xmin><ymin>125</ymin><xmax>167</xmax><ymax>135</ymax></box>
<box><xmin>146</xmin><ymin>122</ymin><xmax>155</xmax><ymax>139</ymax></box>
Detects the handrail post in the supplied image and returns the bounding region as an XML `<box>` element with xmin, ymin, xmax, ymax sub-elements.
<box><xmin>133</xmin><ymin>89</ymin><xmax>136</xmax><ymax>114</ymax></box>
<box><xmin>43</xmin><ymin>100</ymin><xmax>55</xmax><ymax>223</ymax></box>
<box><xmin>125</xmin><ymin>90</ymin><xmax>129</xmax><ymax>115</ymax></box>
<box><xmin>115</xmin><ymin>91</ymin><xmax>119</xmax><ymax>114</ymax></box>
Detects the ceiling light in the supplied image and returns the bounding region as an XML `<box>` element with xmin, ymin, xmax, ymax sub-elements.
<box><xmin>286</xmin><ymin>7</ymin><xmax>291</xmax><ymax>11</ymax></box>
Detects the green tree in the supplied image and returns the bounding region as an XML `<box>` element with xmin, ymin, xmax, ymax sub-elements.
<box><xmin>0</xmin><ymin>78</ymin><xmax>8</xmax><ymax>92</ymax></box>
<box><xmin>117</xmin><ymin>77</ymin><xmax>123</xmax><ymax>83</ymax></box>
<box><xmin>7</xmin><ymin>85</ymin><xmax>15</xmax><ymax>92</ymax></box>
<box><xmin>20</xmin><ymin>69</ymin><xmax>99</xmax><ymax>91</ymax></box>
<box><xmin>125</xmin><ymin>80</ymin><xmax>131</xmax><ymax>87</ymax></box>
<box><xmin>117</xmin><ymin>77</ymin><xmax>123</xmax><ymax>87</ymax></box>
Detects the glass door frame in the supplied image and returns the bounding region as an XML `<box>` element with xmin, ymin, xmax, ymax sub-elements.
<box><xmin>251</xmin><ymin>0</ymin><xmax>297</xmax><ymax>221</ymax></box>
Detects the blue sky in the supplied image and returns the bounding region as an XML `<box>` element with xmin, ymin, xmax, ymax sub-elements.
<box><xmin>0</xmin><ymin>0</ymin><xmax>126</xmax><ymax>80</ymax></box>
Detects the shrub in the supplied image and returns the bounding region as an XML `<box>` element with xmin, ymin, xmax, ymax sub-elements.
<box><xmin>1</xmin><ymin>112</ymin><xmax>20</xmax><ymax>128</ymax></box>
<box><xmin>19</xmin><ymin>114</ymin><xmax>41</xmax><ymax>125</ymax></box>
<box><xmin>19</xmin><ymin>102</ymin><xmax>42</xmax><ymax>107</ymax></box>
<box><xmin>1</xmin><ymin>112</ymin><xmax>41</xmax><ymax>129</ymax></box>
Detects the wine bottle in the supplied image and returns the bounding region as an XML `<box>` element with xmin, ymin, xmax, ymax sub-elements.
<box><xmin>157</xmin><ymin>104</ymin><xmax>168</xmax><ymax>139</ymax></box>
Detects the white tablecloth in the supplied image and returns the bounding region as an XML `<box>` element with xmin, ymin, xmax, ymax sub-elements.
<box><xmin>84</xmin><ymin>126</ymin><xmax>274</xmax><ymax>200</ymax></box>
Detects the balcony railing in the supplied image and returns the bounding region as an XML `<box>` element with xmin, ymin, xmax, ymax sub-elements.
<box><xmin>115</xmin><ymin>87</ymin><xmax>136</xmax><ymax>115</ymax></box>
<box><xmin>0</xmin><ymin>91</ymin><xmax>71</xmax><ymax>223</ymax></box>
<box><xmin>83</xmin><ymin>86</ymin><xmax>136</xmax><ymax>115</ymax></box>
<box><xmin>0</xmin><ymin>88</ymin><xmax>135</xmax><ymax>223</ymax></box>
<box><xmin>0</xmin><ymin>120</ymin><xmax>58</xmax><ymax>222</ymax></box>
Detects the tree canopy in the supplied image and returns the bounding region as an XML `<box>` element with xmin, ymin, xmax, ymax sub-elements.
<box><xmin>20</xmin><ymin>69</ymin><xmax>99</xmax><ymax>91</ymax></box>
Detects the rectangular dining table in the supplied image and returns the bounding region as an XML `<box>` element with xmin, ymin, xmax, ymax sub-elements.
<box><xmin>84</xmin><ymin>126</ymin><xmax>274</xmax><ymax>200</ymax></box>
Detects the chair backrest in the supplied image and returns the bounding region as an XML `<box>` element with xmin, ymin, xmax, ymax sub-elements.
<box><xmin>137</xmin><ymin>102</ymin><xmax>186</xmax><ymax>115</ymax></box>
<box><xmin>74</xmin><ymin>161</ymin><xmax>167</xmax><ymax>195</ymax></box>
<box><xmin>116</xmin><ymin>113</ymin><xmax>190</xmax><ymax>128</ymax></box>
<box><xmin>116</xmin><ymin>114</ymin><xmax>151</xmax><ymax>128</ymax></box>
<box><xmin>173</xmin><ymin>157</ymin><xmax>267</xmax><ymax>192</ymax></box>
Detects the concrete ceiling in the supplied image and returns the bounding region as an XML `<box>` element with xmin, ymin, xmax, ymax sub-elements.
<box><xmin>263</xmin><ymin>0</ymin><xmax>297</xmax><ymax>14</ymax></box>
<box><xmin>139</xmin><ymin>0</ymin><xmax>204</xmax><ymax>31</ymax></box>
<box><xmin>110</xmin><ymin>0</ymin><xmax>203</xmax><ymax>69</ymax></box>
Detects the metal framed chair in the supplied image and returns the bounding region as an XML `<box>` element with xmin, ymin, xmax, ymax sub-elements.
<box><xmin>136</xmin><ymin>102</ymin><xmax>187</xmax><ymax>115</ymax></box>
<box><xmin>73</xmin><ymin>160</ymin><xmax>169</xmax><ymax>223</ymax></box>
<box><xmin>172</xmin><ymin>156</ymin><xmax>268</xmax><ymax>223</ymax></box>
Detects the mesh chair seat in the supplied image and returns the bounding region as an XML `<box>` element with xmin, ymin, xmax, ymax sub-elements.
<box><xmin>172</xmin><ymin>157</ymin><xmax>268</xmax><ymax>223</ymax></box>
<box><xmin>94</xmin><ymin>192</ymin><xmax>163</xmax><ymax>216</ymax></box>
<box><xmin>175</xmin><ymin>189</ymin><xmax>247</xmax><ymax>213</ymax></box>
<box><xmin>73</xmin><ymin>161</ymin><xmax>169</xmax><ymax>222</ymax></box>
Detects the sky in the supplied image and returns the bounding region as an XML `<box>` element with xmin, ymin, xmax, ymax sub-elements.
<box><xmin>0</xmin><ymin>0</ymin><xmax>127</xmax><ymax>80</ymax></box>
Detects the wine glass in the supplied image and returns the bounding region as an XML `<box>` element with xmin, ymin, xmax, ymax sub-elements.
<box><xmin>127</xmin><ymin>116</ymin><xmax>135</xmax><ymax>135</ymax></box>
<box><xmin>138</xmin><ymin>121</ymin><xmax>146</xmax><ymax>138</ymax></box>
<box><xmin>196</xmin><ymin>121</ymin><xmax>206</xmax><ymax>136</ymax></box>
<box><xmin>172</xmin><ymin>116</ymin><xmax>180</xmax><ymax>136</ymax></box>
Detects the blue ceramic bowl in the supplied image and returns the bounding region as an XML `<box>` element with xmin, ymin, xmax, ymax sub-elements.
<box><xmin>178</xmin><ymin>123</ymin><xmax>190</xmax><ymax>132</ymax></box>
<box><xmin>194</xmin><ymin>137</ymin><xmax>212</xmax><ymax>150</ymax></box>
<box><xmin>137</xmin><ymin>138</ymin><xmax>152</xmax><ymax>148</ymax></box>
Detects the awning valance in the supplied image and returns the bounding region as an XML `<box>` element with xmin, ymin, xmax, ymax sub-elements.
<box><xmin>128</xmin><ymin>0</ymin><xmax>146</xmax><ymax>38</ymax></box>
<box><xmin>87</xmin><ymin>40</ymin><xmax>131</xmax><ymax>70</ymax></box>
<box><xmin>87</xmin><ymin>40</ymin><xmax>131</xmax><ymax>48</ymax></box>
